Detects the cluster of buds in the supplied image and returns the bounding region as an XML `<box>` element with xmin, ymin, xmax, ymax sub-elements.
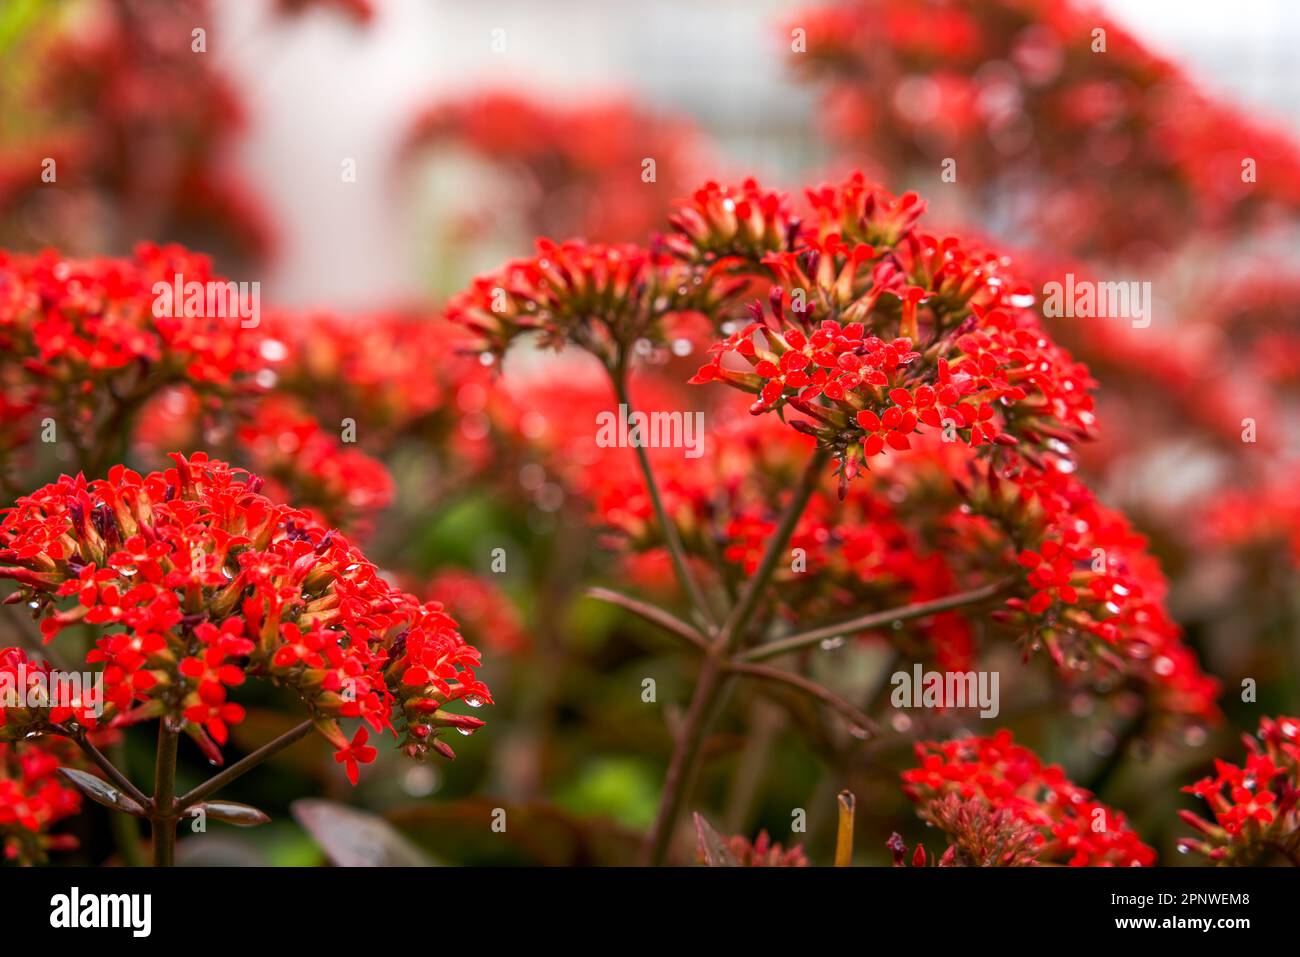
<box><xmin>0</xmin><ymin>452</ymin><xmax>490</xmax><ymax>779</ymax></box>
<box><xmin>667</xmin><ymin>178</ymin><xmax>804</xmax><ymax>263</ymax></box>
<box><xmin>902</xmin><ymin>730</ymin><xmax>1156</xmax><ymax>866</ymax></box>
<box><xmin>887</xmin><ymin>794</ymin><xmax>1041</xmax><ymax>867</ymax></box>
<box><xmin>1179</xmin><ymin>715</ymin><xmax>1300</xmax><ymax>865</ymax></box>
<box><xmin>695</xmin><ymin>813</ymin><xmax>809</xmax><ymax>867</ymax></box>
<box><xmin>446</xmin><ymin>238</ymin><xmax>743</xmax><ymax>367</ymax></box>
<box><xmin>718</xmin><ymin>830</ymin><xmax>808</xmax><ymax>867</ymax></box>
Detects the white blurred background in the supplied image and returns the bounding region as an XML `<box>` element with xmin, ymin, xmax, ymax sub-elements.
<box><xmin>213</xmin><ymin>0</ymin><xmax>1300</xmax><ymax>307</ymax></box>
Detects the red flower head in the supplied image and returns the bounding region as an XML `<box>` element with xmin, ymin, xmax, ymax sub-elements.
<box><xmin>0</xmin><ymin>739</ymin><xmax>82</xmax><ymax>865</ymax></box>
<box><xmin>0</xmin><ymin>647</ymin><xmax>102</xmax><ymax>737</ymax></box>
<box><xmin>677</xmin><ymin>173</ymin><xmax>1096</xmax><ymax>493</ymax></box>
<box><xmin>233</xmin><ymin>397</ymin><xmax>394</xmax><ymax>536</ymax></box>
<box><xmin>0</xmin><ymin>453</ymin><xmax>492</xmax><ymax>781</ymax></box>
<box><xmin>668</xmin><ymin>177</ymin><xmax>802</xmax><ymax>263</ymax></box>
<box><xmin>785</xmin><ymin>0</ymin><xmax>1300</xmax><ymax>259</ymax></box>
<box><xmin>1179</xmin><ymin>715</ymin><xmax>1300</xmax><ymax>864</ymax></box>
<box><xmin>902</xmin><ymin>730</ymin><xmax>1156</xmax><ymax>866</ymax></box>
<box><xmin>0</xmin><ymin>244</ymin><xmax>264</xmax><ymax>483</ymax></box>
<box><xmin>446</xmin><ymin>238</ymin><xmax>743</xmax><ymax>367</ymax></box>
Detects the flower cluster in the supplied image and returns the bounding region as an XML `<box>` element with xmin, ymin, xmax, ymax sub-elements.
<box><xmin>0</xmin><ymin>244</ymin><xmax>262</xmax><ymax>483</ymax></box>
<box><xmin>1212</xmin><ymin>273</ymin><xmax>1300</xmax><ymax>392</ymax></box>
<box><xmin>1203</xmin><ymin>479</ymin><xmax>1300</xmax><ymax>570</ymax></box>
<box><xmin>0</xmin><ymin>453</ymin><xmax>490</xmax><ymax>778</ymax></box>
<box><xmin>0</xmin><ymin>647</ymin><xmax>101</xmax><ymax>737</ymax></box>
<box><xmin>446</xmin><ymin>238</ymin><xmax>743</xmax><ymax>365</ymax></box>
<box><xmin>902</xmin><ymin>730</ymin><xmax>1156</xmax><ymax>866</ymax></box>
<box><xmin>133</xmin><ymin>389</ymin><xmax>395</xmax><ymax>537</ymax></box>
<box><xmin>681</xmin><ymin>173</ymin><xmax>1095</xmax><ymax>491</ymax></box>
<box><xmin>0</xmin><ymin>739</ymin><xmax>82</xmax><ymax>865</ymax></box>
<box><xmin>1179</xmin><ymin>716</ymin><xmax>1300</xmax><ymax>865</ymax></box>
<box><xmin>788</xmin><ymin>0</ymin><xmax>1300</xmax><ymax>261</ymax></box>
<box><xmin>568</xmin><ymin>402</ymin><xmax>1215</xmax><ymax>724</ymax></box>
<box><xmin>259</xmin><ymin>310</ymin><xmax>485</xmax><ymax>445</ymax></box>
<box><xmin>888</xmin><ymin>795</ymin><xmax>1040</xmax><ymax>867</ymax></box>
<box><xmin>232</xmin><ymin>398</ymin><xmax>394</xmax><ymax>536</ymax></box>
<box><xmin>967</xmin><ymin>454</ymin><xmax>1219</xmax><ymax>726</ymax></box>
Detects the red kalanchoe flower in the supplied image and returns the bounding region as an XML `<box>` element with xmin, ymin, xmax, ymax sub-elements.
<box><xmin>902</xmin><ymin>730</ymin><xmax>1156</xmax><ymax>866</ymax></box>
<box><xmin>786</xmin><ymin>0</ymin><xmax>1300</xmax><ymax>260</ymax></box>
<box><xmin>668</xmin><ymin>177</ymin><xmax>802</xmax><ymax>263</ymax></box>
<box><xmin>676</xmin><ymin>173</ymin><xmax>1096</xmax><ymax>492</ymax></box>
<box><xmin>257</xmin><ymin>309</ymin><xmax>487</xmax><ymax>444</ymax></box>
<box><xmin>0</xmin><ymin>244</ymin><xmax>264</xmax><ymax>484</ymax></box>
<box><xmin>334</xmin><ymin>726</ymin><xmax>379</xmax><ymax>786</ymax></box>
<box><xmin>576</xmin><ymin>408</ymin><xmax>1214</xmax><ymax>721</ymax></box>
<box><xmin>1179</xmin><ymin>716</ymin><xmax>1300</xmax><ymax>865</ymax></box>
<box><xmin>0</xmin><ymin>453</ymin><xmax>492</xmax><ymax>780</ymax></box>
<box><xmin>0</xmin><ymin>647</ymin><xmax>103</xmax><ymax>737</ymax></box>
<box><xmin>233</xmin><ymin>397</ymin><xmax>394</xmax><ymax>536</ymax></box>
<box><xmin>0</xmin><ymin>739</ymin><xmax>82</xmax><ymax>865</ymax></box>
<box><xmin>446</xmin><ymin>238</ymin><xmax>744</xmax><ymax>365</ymax></box>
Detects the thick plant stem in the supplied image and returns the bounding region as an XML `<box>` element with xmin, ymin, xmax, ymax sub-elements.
<box><xmin>151</xmin><ymin>720</ymin><xmax>180</xmax><ymax>867</ymax></box>
<box><xmin>611</xmin><ymin>373</ymin><xmax>718</xmax><ymax>629</ymax></box>
<box><xmin>642</xmin><ymin>450</ymin><xmax>830</xmax><ymax>865</ymax></box>
<box><xmin>642</xmin><ymin>655</ymin><xmax>725</xmax><ymax>866</ymax></box>
<box><xmin>178</xmin><ymin>720</ymin><xmax>314</xmax><ymax>810</ymax></box>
